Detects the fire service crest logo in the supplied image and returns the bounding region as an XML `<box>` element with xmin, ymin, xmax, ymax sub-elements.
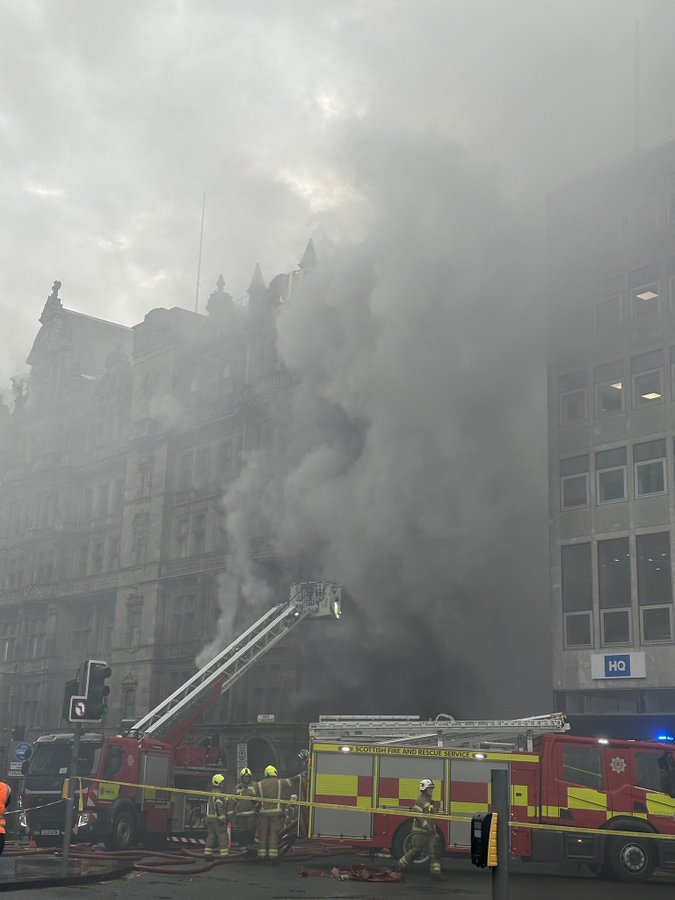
<box><xmin>610</xmin><ymin>756</ymin><xmax>627</xmax><ymax>774</ymax></box>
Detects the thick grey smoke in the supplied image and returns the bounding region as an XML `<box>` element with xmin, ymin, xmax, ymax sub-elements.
<box><xmin>203</xmin><ymin>131</ymin><xmax>551</xmax><ymax>718</ymax></box>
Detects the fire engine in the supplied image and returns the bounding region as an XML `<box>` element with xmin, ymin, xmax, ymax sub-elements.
<box><xmin>298</xmin><ymin>714</ymin><xmax>675</xmax><ymax>883</ymax></box>
<box><xmin>21</xmin><ymin>582</ymin><xmax>342</xmax><ymax>849</ymax></box>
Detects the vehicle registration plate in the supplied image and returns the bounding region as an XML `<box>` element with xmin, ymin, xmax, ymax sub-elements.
<box><xmin>41</xmin><ymin>829</ymin><xmax>60</xmax><ymax>835</ymax></box>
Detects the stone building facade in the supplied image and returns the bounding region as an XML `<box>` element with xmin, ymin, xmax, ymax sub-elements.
<box><xmin>0</xmin><ymin>245</ymin><xmax>320</xmax><ymax>777</ymax></box>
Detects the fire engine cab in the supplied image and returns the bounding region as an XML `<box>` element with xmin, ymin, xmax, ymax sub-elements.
<box><xmin>301</xmin><ymin>714</ymin><xmax>675</xmax><ymax>883</ymax></box>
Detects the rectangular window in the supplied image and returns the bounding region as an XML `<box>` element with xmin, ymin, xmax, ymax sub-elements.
<box><xmin>176</xmin><ymin>518</ymin><xmax>189</xmax><ymax>557</ymax></box>
<box><xmin>0</xmin><ymin>620</ymin><xmax>16</xmax><ymax>662</ymax></box>
<box><xmin>595</xmin><ymin>361</ymin><xmax>625</xmax><ymax>417</ymax></box>
<box><xmin>632</xmin><ymin>350</ymin><xmax>664</xmax><ymax>406</ymax></box>
<box><xmin>632</xmin><ymin>282</ymin><xmax>661</xmax><ymax>319</ymax></box>
<box><xmin>596</xmin><ymin>447</ymin><xmax>627</xmax><ymax>503</ymax></box>
<box><xmin>598</xmin><ymin>537</ymin><xmax>631</xmax><ymax>645</ymax></box>
<box><xmin>194</xmin><ymin>447</ymin><xmax>210</xmax><ymax>493</ymax></box>
<box><xmin>561</xmin><ymin>543</ymin><xmax>593</xmax><ymax>648</ymax></box>
<box><xmin>76</xmin><ymin>543</ymin><xmax>89</xmax><ymax>578</ymax></box>
<box><xmin>92</xmin><ymin>542</ymin><xmax>104</xmax><ymax>574</ymax></box>
<box><xmin>602</xmin><ymin>609</ymin><xmax>631</xmax><ymax>645</ymax></box>
<box><xmin>559</xmin><ymin>371</ymin><xmax>588</xmax><ymax>425</ymax></box>
<box><xmin>594</xmin><ymin>294</ymin><xmax>621</xmax><ymax>330</ymax></box>
<box><xmin>563</xmin><ymin>746</ymin><xmax>604</xmax><ymax>789</ymax></box>
<box><xmin>111</xmin><ymin>478</ymin><xmax>125</xmax><ymax>516</ymax></box>
<box><xmin>122</xmin><ymin>686</ymin><xmax>136</xmax><ymax>719</ymax></box>
<box><xmin>192</xmin><ymin>513</ymin><xmax>206</xmax><ymax>555</ymax></box>
<box><xmin>177</xmin><ymin>450</ymin><xmax>193</xmax><ymax>493</ymax></box>
<box><xmin>138</xmin><ymin>465</ymin><xmax>152</xmax><ymax>499</ymax></box>
<box><xmin>27</xmin><ymin>616</ymin><xmax>47</xmax><ymax>658</ymax></box>
<box><xmin>126</xmin><ymin>601</ymin><xmax>142</xmax><ymax>646</ymax></box>
<box><xmin>668</xmin><ymin>192</ymin><xmax>675</xmax><ymax>230</ymax></box>
<box><xmin>630</xmin><ymin>265</ymin><xmax>662</xmax><ymax>319</ymax></box>
<box><xmin>637</xmin><ymin>532</ymin><xmax>673</xmax><ymax>643</ymax></box>
<box><xmin>560</xmin><ymin>456</ymin><xmax>590</xmax><ymax>509</ymax></box>
<box><xmin>634</xmin><ymin>439</ymin><xmax>667</xmax><ymax>497</ymax></box>
<box><xmin>107</xmin><ymin>536</ymin><xmax>120</xmax><ymax>571</ymax></box>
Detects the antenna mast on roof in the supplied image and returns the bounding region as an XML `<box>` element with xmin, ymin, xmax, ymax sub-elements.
<box><xmin>194</xmin><ymin>192</ymin><xmax>206</xmax><ymax>313</ymax></box>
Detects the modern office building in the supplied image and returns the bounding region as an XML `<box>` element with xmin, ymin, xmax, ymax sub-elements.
<box><xmin>548</xmin><ymin>141</ymin><xmax>675</xmax><ymax>737</ymax></box>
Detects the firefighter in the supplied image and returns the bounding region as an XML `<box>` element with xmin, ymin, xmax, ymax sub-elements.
<box><xmin>204</xmin><ymin>773</ymin><xmax>229</xmax><ymax>858</ymax></box>
<box><xmin>397</xmin><ymin>778</ymin><xmax>442</xmax><ymax>878</ymax></box>
<box><xmin>0</xmin><ymin>779</ymin><xmax>11</xmax><ymax>857</ymax></box>
<box><xmin>229</xmin><ymin>767</ymin><xmax>260</xmax><ymax>854</ymax></box>
<box><xmin>256</xmin><ymin>764</ymin><xmax>299</xmax><ymax>862</ymax></box>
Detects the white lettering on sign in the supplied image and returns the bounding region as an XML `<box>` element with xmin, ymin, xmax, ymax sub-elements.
<box><xmin>608</xmin><ymin>659</ymin><xmax>627</xmax><ymax>672</ymax></box>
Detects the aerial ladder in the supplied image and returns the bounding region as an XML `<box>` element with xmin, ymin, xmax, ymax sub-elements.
<box><xmin>127</xmin><ymin>581</ymin><xmax>342</xmax><ymax>751</ymax></box>
<box><xmin>310</xmin><ymin>712</ymin><xmax>569</xmax><ymax>752</ymax></box>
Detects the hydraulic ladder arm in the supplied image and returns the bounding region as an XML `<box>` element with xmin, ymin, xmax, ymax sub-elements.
<box><xmin>128</xmin><ymin>582</ymin><xmax>342</xmax><ymax>748</ymax></box>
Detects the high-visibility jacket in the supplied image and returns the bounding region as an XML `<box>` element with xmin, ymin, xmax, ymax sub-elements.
<box><xmin>229</xmin><ymin>781</ymin><xmax>260</xmax><ymax>821</ymax></box>
<box><xmin>0</xmin><ymin>782</ymin><xmax>11</xmax><ymax>835</ymax></box>
<box><xmin>257</xmin><ymin>776</ymin><xmax>295</xmax><ymax>817</ymax></box>
<box><xmin>411</xmin><ymin>793</ymin><xmax>436</xmax><ymax>834</ymax></box>
<box><xmin>206</xmin><ymin>786</ymin><xmax>227</xmax><ymax>821</ymax></box>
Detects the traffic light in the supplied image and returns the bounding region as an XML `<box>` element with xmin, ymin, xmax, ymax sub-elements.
<box><xmin>470</xmin><ymin>812</ymin><xmax>499</xmax><ymax>868</ymax></box>
<box><xmin>85</xmin><ymin>661</ymin><xmax>112</xmax><ymax>720</ymax></box>
<box><xmin>62</xmin><ymin>677</ymin><xmax>81</xmax><ymax>721</ymax></box>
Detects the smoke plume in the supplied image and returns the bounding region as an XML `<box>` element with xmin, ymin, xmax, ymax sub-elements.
<box><xmin>202</xmin><ymin>130</ymin><xmax>551</xmax><ymax>719</ymax></box>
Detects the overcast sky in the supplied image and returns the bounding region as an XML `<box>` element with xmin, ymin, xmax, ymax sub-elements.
<box><xmin>2</xmin><ymin>0</ymin><xmax>675</xmax><ymax>385</ymax></box>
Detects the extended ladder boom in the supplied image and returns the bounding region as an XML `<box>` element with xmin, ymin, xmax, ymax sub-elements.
<box><xmin>310</xmin><ymin>713</ymin><xmax>569</xmax><ymax>752</ymax></box>
<box><xmin>129</xmin><ymin>582</ymin><xmax>342</xmax><ymax>744</ymax></box>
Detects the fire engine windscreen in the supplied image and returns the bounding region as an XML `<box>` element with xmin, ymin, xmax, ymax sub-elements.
<box><xmin>27</xmin><ymin>742</ymin><xmax>102</xmax><ymax>777</ymax></box>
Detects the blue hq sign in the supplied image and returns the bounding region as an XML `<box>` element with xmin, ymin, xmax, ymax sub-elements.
<box><xmin>604</xmin><ymin>654</ymin><xmax>632</xmax><ymax>678</ymax></box>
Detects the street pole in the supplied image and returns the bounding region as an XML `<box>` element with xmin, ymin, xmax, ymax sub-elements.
<box><xmin>491</xmin><ymin>768</ymin><xmax>510</xmax><ymax>900</ymax></box>
<box><xmin>62</xmin><ymin>722</ymin><xmax>81</xmax><ymax>872</ymax></box>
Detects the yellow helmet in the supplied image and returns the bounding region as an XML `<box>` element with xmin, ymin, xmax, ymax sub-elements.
<box><xmin>240</xmin><ymin>767</ymin><xmax>252</xmax><ymax>777</ymax></box>
<box><xmin>264</xmin><ymin>764</ymin><xmax>278</xmax><ymax>777</ymax></box>
<box><xmin>212</xmin><ymin>773</ymin><xmax>225</xmax><ymax>787</ymax></box>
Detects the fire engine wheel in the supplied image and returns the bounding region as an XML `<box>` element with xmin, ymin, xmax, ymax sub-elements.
<box><xmin>104</xmin><ymin>809</ymin><xmax>137</xmax><ymax>851</ymax></box>
<box><xmin>391</xmin><ymin>822</ymin><xmax>441</xmax><ymax>870</ymax></box>
<box><xmin>605</xmin><ymin>834</ymin><xmax>656</xmax><ymax>882</ymax></box>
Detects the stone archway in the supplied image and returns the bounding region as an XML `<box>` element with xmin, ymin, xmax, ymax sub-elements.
<box><xmin>246</xmin><ymin>737</ymin><xmax>276</xmax><ymax>779</ymax></box>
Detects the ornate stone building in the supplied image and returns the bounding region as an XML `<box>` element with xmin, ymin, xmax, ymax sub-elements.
<box><xmin>0</xmin><ymin>244</ymin><xmax>321</xmax><ymax>776</ymax></box>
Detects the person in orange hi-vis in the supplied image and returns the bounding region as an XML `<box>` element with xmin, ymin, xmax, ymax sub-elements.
<box><xmin>0</xmin><ymin>780</ymin><xmax>12</xmax><ymax>856</ymax></box>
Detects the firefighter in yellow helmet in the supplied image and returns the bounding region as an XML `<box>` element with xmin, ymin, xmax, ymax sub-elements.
<box><xmin>204</xmin><ymin>773</ymin><xmax>229</xmax><ymax>858</ymax></box>
<box><xmin>256</xmin><ymin>764</ymin><xmax>300</xmax><ymax>862</ymax></box>
<box><xmin>397</xmin><ymin>778</ymin><xmax>442</xmax><ymax>878</ymax></box>
<box><xmin>228</xmin><ymin>767</ymin><xmax>260</xmax><ymax>855</ymax></box>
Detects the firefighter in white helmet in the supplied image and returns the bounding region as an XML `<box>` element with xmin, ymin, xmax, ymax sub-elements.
<box><xmin>397</xmin><ymin>778</ymin><xmax>442</xmax><ymax>877</ymax></box>
<box><xmin>204</xmin><ymin>773</ymin><xmax>229</xmax><ymax>858</ymax></box>
<box><xmin>228</xmin><ymin>767</ymin><xmax>260</xmax><ymax>855</ymax></box>
<box><xmin>256</xmin><ymin>764</ymin><xmax>301</xmax><ymax>862</ymax></box>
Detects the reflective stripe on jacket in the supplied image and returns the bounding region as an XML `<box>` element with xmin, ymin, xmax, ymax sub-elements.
<box><xmin>411</xmin><ymin>794</ymin><xmax>436</xmax><ymax>833</ymax></box>
<box><xmin>231</xmin><ymin>782</ymin><xmax>260</xmax><ymax>818</ymax></box>
<box><xmin>206</xmin><ymin>787</ymin><xmax>226</xmax><ymax>820</ymax></box>
<box><xmin>257</xmin><ymin>777</ymin><xmax>293</xmax><ymax>816</ymax></box>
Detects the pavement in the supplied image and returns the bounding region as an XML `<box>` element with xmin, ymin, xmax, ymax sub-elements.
<box><xmin>0</xmin><ymin>845</ymin><xmax>132</xmax><ymax>891</ymax></box>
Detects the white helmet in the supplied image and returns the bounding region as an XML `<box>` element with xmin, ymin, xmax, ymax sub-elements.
<box><xmin>419</xmin><ymin>778</ymin><xmax>435</xmax><ymax>792</ymax></box>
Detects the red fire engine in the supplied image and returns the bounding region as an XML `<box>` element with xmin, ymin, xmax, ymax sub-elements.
<box><xmin>22</xmin><ymin>582</ymin><xmax>342</xmax><ymax>849</ymax></box>
<box><xmin>299</xmin><ymin>715</ymin><xmax>675</xmax><ymax>883</ymax></box>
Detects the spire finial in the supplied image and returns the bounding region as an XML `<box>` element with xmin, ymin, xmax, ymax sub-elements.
<box><xmin>40</xmin><ymin>279</ymin><xmax>64</xmax><ymax>324</ymax></box>
<box><xmin>299</xmin><ymin>239</ymin><xmax>317</xmax><ymax>271</ymax></box>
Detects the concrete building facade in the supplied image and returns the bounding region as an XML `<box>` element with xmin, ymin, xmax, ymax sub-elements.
<box><xmin>548</xmin><ymin>141</ymin><xmax>675</xmax><ymax>736</ymax></box>
<box><xmin>0</xmin><ymin>248</ymin><xmax>320</xmax><ymax>777</ymax></box>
